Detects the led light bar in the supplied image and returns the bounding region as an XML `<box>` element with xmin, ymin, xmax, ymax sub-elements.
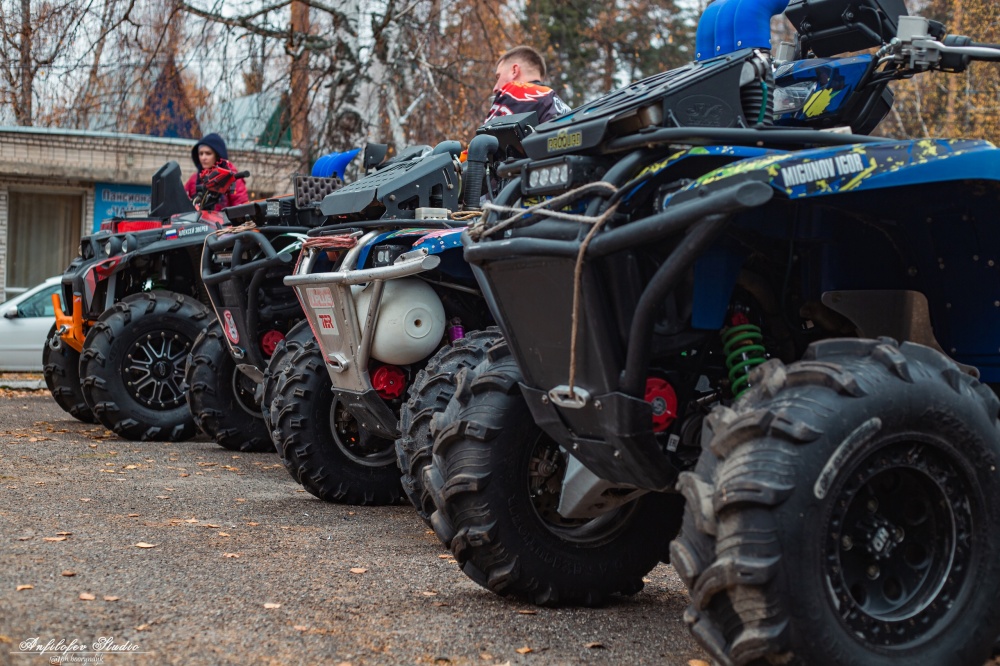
<box><xmin>521</xmin><ymin>156</ymin><xmax>604</xmax><ymax>197</ymax></box>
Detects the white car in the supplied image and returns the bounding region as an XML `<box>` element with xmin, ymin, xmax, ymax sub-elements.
<box><xmin>0</xmin><ymin>277</ymin><xmax>63</xmax><ymax>372</ymax></box>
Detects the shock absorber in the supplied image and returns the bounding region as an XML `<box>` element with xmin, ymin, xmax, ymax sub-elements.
<box><xmin>722</xmin><ymin>315</ymin><xmax>767</xmax><ymax>398</ymax></box>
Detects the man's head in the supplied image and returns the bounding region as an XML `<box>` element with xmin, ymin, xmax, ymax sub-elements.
<box><xmin>494</xmin><ymin>46</ymin><xmax>547</xmax><ymax>94</ymax></box>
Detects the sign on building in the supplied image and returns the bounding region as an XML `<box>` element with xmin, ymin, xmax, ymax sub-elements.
<box><xmin>92</xmin><ymin>182</ymin><xmax>152</xmax><ymax>231</ymax></box>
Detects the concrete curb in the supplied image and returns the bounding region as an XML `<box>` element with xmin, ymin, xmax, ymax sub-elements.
<box><xmin>0</xmin><ymin>379</ymin><xmax>46</xmax><ymax>390</ymax></box>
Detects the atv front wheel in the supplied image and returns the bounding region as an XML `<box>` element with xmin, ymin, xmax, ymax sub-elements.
<box><xmin>670</xmin><ymin>338</ymin><xmax>1000</xmax><ymax>666</ymax></box>
<box><xmin>260</xmin><ymin>320</ymin><xmax>313</xmax><ymax>443</ymax></box>
<box><xmin>42</xmin><ymin>324</ymin><xmax>95</xmax><ymax>423</ymax></box>
<box><xmin>185</xmin><ymin>320</ymin><xmax>272</xmax><ymax>452</ymax></box>
<box><xmin>80</xmin><ymin>291</ymin><xmax>210</xmax><ymax>441</ymax></box>
<box><xmin>426</xmin><ymin>343</ymin><xmax>682</xmax><ymax>606</ymax></box>
<box><xmin>396</xmin><ymin>327</ymin><xmax>503</xmax><ymax>524</ymax></box>
<box><xmin>270</xmin><ymin>340</ymin><xmax>402</xmax><ymax>504</ymax></box>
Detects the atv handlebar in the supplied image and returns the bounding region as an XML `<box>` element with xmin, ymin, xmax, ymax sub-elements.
<box><xmin>890</xmin><ymin>16</ymin><xmax>1000</xmax><ymax>72</ymax></box>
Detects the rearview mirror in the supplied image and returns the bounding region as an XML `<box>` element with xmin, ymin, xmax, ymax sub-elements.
<box><xmin>3</xmin><ymin>306</ymin><xmax>19</xmax><ymax>319</ymax></box>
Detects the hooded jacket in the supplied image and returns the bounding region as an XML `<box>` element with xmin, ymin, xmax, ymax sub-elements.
<box><xmin>183</xmin><ymin>133</ymin><xmax>249</xmax><ymax>210</ymax></box>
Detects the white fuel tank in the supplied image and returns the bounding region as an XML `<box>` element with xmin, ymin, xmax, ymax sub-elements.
<box><xmin>352</xmin><ymin>278</ymin><xmax>446</xmax><ymax>365</ymax></box>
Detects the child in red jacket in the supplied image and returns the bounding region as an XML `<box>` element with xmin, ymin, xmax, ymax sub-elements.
<box><xmin>183</xmin><ymin>133</ymin><xmax>249</xmax><ymax>210</ymax></box>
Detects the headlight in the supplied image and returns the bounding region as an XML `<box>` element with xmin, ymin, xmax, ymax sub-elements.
<box><xmin>521</xmin><ymin>156</ymin><xmax>605</xmax><ymax>197</ymax></box>
<box><xmin>529</xmin><ymin>169</ymin><xmax>541</xmax><ymax>188</ymax></box>
<box><xmin>773</xmin><ymin>81</ymin><xmax>818</xmax><ymax>115</ymax></box>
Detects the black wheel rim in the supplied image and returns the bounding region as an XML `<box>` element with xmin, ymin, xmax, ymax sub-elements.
<box><xmin>231</xmin><ymin>368</ymin><xmax>263</xmax><ymax>418</ymax></box>
<box><xmin>327</xmin><ymin>398</ymin><xmax>395</xmax><ymax>467</ymax></box>
<box><xmin>525</xmin><ymin>432</ymin><xmax>635</xmax><ymax>546</ymax></box>
<box><xmin>825</xmin><ymin>438</ymin><xmax>973</xmax><ymax>646</ymax></box>
<box><xmin>123</xmin><ymin>331</ymin><xmax>192</xmax><ymax>409</ymax></box>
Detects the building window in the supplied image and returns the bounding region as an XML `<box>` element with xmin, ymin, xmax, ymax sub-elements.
<box><xmin>6</xmin><ymin>191</ymin><xmax>82</xmax><ymax>291</ymax></box>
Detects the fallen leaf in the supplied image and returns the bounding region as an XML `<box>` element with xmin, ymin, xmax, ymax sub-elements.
<box><xmin>79</xmin><ymin>498</ymin><xmax>91</xmax><ymax>502</ymax></box>
<box><xmin>515</xmin><ymin>647</ymin><xmax>533</xmax><ymax>654</ymax></box>
<box><xmin>79</xmin><ymin>593</ymin><xmax>96</xmax><ymax>601</ymax></box>
<box><xmin>432</xmin><ymin>601</ymin><xmax>449</xmax><ymax>607</ymax></box>
<box><xmin>128</xmin><ymin>513</ymin><xmax>140</xmax><ymax>517</ymax></box>
<box><xmin>421</xmin><ymin>591</ymin><xmax>438</xmax><ymax>596</ymax></box>
<box><xmin>296</xmin><ymin>489</ymin><xmax>306</xmax><ymax>493</ymax></box>
<box><xmin>43</xmin><ymin>536</ymin><xmax>67</xmax><ymax>542</ymax></box>
<box><xmin>335</xmin><ymin>662</ymin><xmax>352</xmax><ymax>666</ymax></box>
<box><xmin>437</xmin><ymin>554</ymin><xmax>452</xmax><ymax>559</ymax></box>
<box><xmin>179</xmin><ymin>473</ymin><xmax>190</xmax><ymax>478</ymax></box>
<box><xmin>223</xmin><ymin>553</ymin><xmax>241</xmax><ymax>559</ymax></box>
<box><xmin>88</xmin><ymin>444</ymin><xmax>98</xmax><ymax>448</ymax></box>
<box><xmin>0</xmin><ymin>635</ymin><xmax>11</xmax><ymax>644</ymax></box>
<box><xmin>163</xmin><ymin>487</ymin><xmax>175</xmax><ymax>491</ymax></box>
<box><xmin>134</xmin><ymin>542</ymin><xmax>157</xmax><ymax>549</ymax></box>
<box><xmin>235</xmin><ymin>498</ymin><xmax>246</xmax><ymax>502</ymax></box>
<box><xmin>349</xmin><ymin>567</ymin><xmax>367</xmax><ymax>574</ymax></box>
<box><xmin>124</xmin><ymin>465</ymin><xmax>138</xmax><ymax>470</ymax></box>
<box><xmin>293</xmin><ymin>625</ymin><xmax>308</xmax><ymax>631</ymax></box>
<box><xmin>479</xmin><ymin>653</ymin><xmax>493</xmax><ymax>661</ymax></box>
<box><xmin>155</xmin><ymin>496</ymin><xmax>170</xmax><ymax>500</ymax></box>
<box><xmin>584</xmin><ymin>642</ymin><xmax>605</xmax><ymax>649</ymax></box>
<box><xmin>247</xmin><ymin>522</ymin><xmax>259</xmax><ymax>526</ymax></box>
<box><xmin>264</xmin><ymin>602</ymin><xmax>281</xmax><ymax>609</ymax></box>
<box><xmin>61</xmin><ymin>571</ymin><xmax>77</xmax><ymax>577</ymax></box>
<box><xmin>16</xmin><ymin>585</ymin><xmax>33</xmax><ymax>591</ymax></box>
<box><xmin>687</xmin><ymin>661</ymin><xmax>711</xmax><ymax>666</ymax></box>
<box><xmin>56</xmin><ymin>531</ymin><xmax>72</xmax><ymax>536</ymax></box>
<box><xmin>517</xmin><ymin>610</ymin><xmax>538</xmax><ymax>615</ymax></box>
<box><xmin>203</xmin><ymin>524</ymin><xmax>221</xmax><ymax>529</ymax></box>
<box><xmin>218</xmin><ymin>532</ymin><xmax>230</xmax><ymax>537</ymax></box>
<box><xmin>135</xmin><ymin>624</ymin><xmax>149</xmax><ymax>631</ymax></box>
<box><xmin>184</xmin><ymin>518</ymin><xmax>199</xmax><ymax>524</ymax></box>
<box><xmin>16</xmin><ymin>536</ymin><xmax>31</xmax><ymax>541</ymax></box>
<box><xmin>103</xmin><ymin>596</ymin><xmax>120</xmax><ymax>602</ymax></box>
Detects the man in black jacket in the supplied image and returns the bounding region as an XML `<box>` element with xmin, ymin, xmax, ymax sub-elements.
<box><xmin>486</xmin><ymin>46</ymin><xmax>571</xmax><ymax>124</ymax></box>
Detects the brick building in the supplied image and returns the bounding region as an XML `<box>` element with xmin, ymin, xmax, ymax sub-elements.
<box><xmin>0</xmin><ymin>127</ymin><xmax>300</xmax><ymax>300</ymax></box>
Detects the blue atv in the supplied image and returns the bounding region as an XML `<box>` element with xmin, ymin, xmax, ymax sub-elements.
<box><xmin>425</xmin><ymin>0</ymin><xmax>1000</xmax><ymax>663</ymax></box>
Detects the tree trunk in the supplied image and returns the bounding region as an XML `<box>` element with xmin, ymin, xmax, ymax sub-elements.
<box><xmin>944</xmin><ymin>0</ymin><xmax>964</xmax><ymax>134</ymax></box>
<box><xmin>290</xmin><ymin>0</ymin><xmax>312</xmax><ymax>172</ymax></box>
<box><xmin>17</xmin><ymin>0</ymin><xmax>33</xmax><ymax>125</ymax></box>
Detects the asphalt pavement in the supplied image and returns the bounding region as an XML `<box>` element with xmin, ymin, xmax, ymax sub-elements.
<box><xmin>0</xmin><ymin>387</ymin><xmax>705</xmax><ymax>666</ymax></box>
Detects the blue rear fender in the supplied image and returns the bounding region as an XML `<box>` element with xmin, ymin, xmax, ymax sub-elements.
<box><xmin>685</xmin><ymin>138</ymin><xmax>1000</xmax><ymax>379</ymax></box>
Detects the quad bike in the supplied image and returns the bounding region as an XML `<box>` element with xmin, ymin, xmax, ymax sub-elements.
<box><xmin>45</xmin><ymin>161</ymin><xmax>243</xmax><ymax>440</ymax></box>
<box><xmin>187</xmin><ymin>162</ymin><xmax>351</xmax><ymax>452</ymax></box>
<box><xmin>424</xmin><ymin>0</ymin><xmax>1000</xmax><ymax>663</ymax></box>
<box><xmin>269</xmin><ymin>139</ymin><xmax>511</xmax><ymax>506</ymax></box>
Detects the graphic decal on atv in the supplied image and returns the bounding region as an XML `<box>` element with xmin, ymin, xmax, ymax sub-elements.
<box><xmin>675</xmin><ymin>138</ymin><xmax>996</xmax><ymax>200</ymax></box>
<box><xmin>306</xmin><ymin>287</ymin><xmax>335</xmax><ymax>308</ymax></box>
<box><xmin>222</xmin><ymin>310</ymin><xmax>240</xmax><ymax>344</ymax></box>
<box><xmin>315</xmin><ymin>310</ymin><xmax>339</xmax><ymax>336</ymax></box>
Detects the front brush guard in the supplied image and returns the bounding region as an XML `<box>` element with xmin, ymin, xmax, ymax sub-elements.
<box><xmin>201</xmin><ymin>228</ymin><xmax>309</xmax><ymax>370</ymax></box>
<box><xmin>284</xmin><ymin>232</ymin><xmax>442</xmax><ymax>437</ymax></box>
